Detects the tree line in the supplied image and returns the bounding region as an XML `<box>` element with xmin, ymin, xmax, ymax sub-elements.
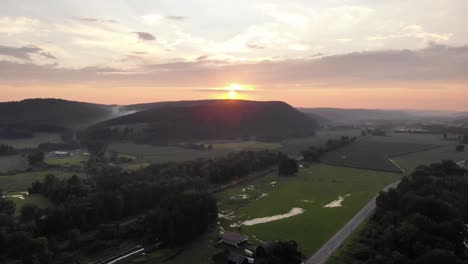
<box><xmin>301</xmin><ymin>136</ymin><xmax>356</xmax><ymax>162</ymax></box>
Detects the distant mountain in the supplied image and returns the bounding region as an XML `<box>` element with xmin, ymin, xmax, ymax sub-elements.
<box><xmin>95</xmin><ymin>100</ymin><xmax>318</xmax><ymax>143</ymax></box>
<box><xmin>300</xmin><ymin>108</ymin><xmax>414</xmax><ymax>123</ymax></box>
<box><xmin>0</xmin><ymin>99</ymin><xmax>112</xmax><ymax>128</ymax></box>
<box><xmin>124</xmin><ymin>99</ymin><xmax>223</xmax><ymax>112</ymax></box>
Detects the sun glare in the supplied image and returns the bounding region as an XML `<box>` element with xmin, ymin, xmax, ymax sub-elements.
<box><xmin>228</xmin><ymin>90</ymin><xmax>237</xmax><ymax>99</ymax></box>
<box><xmin>222</xmin><ymin>83</ymin><xmax>254</xmax><ymax>100</ymax></box>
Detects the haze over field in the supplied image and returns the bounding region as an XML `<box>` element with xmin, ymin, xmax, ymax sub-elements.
<box><xmin>1</xmin><ymin>0</ymin><xmax>468</xmax><ymax>110</ymax></box>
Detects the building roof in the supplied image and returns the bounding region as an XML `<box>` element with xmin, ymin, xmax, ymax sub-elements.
<box><xmin>227</xmin><ymin>253</ymin><xmax>247</xmax><ymax>263</ymax></box>
<box><xmin>222</xmin><ymin>231</ymin><xmax>248</xmax><ymax>244</ymax></box>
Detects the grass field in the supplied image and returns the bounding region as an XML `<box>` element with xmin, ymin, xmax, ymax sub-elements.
<box><xmin>280</xmin><ymin>129</ymin><xmax>362</xmax><ymax>156</ymax></box>
<box><xmin>0</xmin><ymin>170</ymin><xmax>86</xmax><ymax>192</ymax></box>
<box><xmin>109</xmin><ymin>142</ymin><xmax>235</xmax><ymax>164</ymax></box>
<box><xmin>4</xmin><ymin>192</ymin><xmax>53</xmax><ymax>217</ymax></box>
<box><xmin>211</xmin><ymin>141</ymin><xmax>281</xmax><ymax>151</ymax></box>
<box><xmin>392</xmin><ymin>144</ymin><xmax>468</xmax><ymax>173</ymax></box>
<box><xmin>0</xmin><ymin>133</ymin><xmax>61</xmax><ymax>148</ymax></box>
<box><xmin>218</xmin><ymin>164</ymin><xmax>400</xmax><ymax>256</ymax></box>
<box><xmin>321</xmin><ymin>138</ymin><xmax>438</xmax><ymax>172</ymax></box>
<box><xmin>45</xmin><ymin>155</ymin><xmax>88</xmax><ymax>166</ymax></box>
<box><xmin>0</xmin><ymin>155</ymin><xmax>28</xmax><ymax>173</ymax></box>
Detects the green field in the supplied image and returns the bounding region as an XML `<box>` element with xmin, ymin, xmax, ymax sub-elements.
<box><xmin>129</xmin><ymin>164</ymin><xmax>400</xmax><ymax>263</ymax></box>
<box><xmin>279</xmin><ymin>129</ymin><xmax>362</xmax><ymax>156</ymax></box>
<box><xmin>321</xmin><ymin>138</ymin><xmax>438</xmax><ymax>172</ymax></box>
<box><xmin>0</xmin><ymin>170</ymin><xmax>86</xmax><ymax>192</ymax></box>
<box><xmin>211</xmin><ymin>141</ymin><xmax>281</xmax><ymax>151</ymax></box>
<box><xmin>0</xmin><ymin>155</ymin><xmax>28</xmax><ymax>173</ymax></box>
<box><xmin>4</xmin><ymin>192</ymin><xmax>53</xmax><ymax>217</ymax></box>
<box><xmin>45</xmin><ymin>154</ymin><xmax>88</xmax><ymax>166</ymax></box>
<box><xmin>0</xmin><ymin>133</ymin><xmax>61</xmax><ymax>148</ymax></box>
<box><xmin>109</xmin><ymin>142</ymin><xmax>234</xmax><ymax>164</ymax></box>
<box><xmin>218</xmin><ymin>164</ymin><xmax>400</xmax><ymax>256</ymax></box>
<box><xmin>392</xmin><ymin>144</ymin><xmax>468</xmax><ymax>173</ymax></box>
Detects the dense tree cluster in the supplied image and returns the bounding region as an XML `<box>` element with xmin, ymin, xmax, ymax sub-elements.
<box><xmin>331</xmin><ymin>160</ymin><xmax>468</xmax><ymax>264</ymax></box>
<box><xmin>1</xmin><ymin>150</ymin><xmax>280</xmax><ymax>263</ymax></box>
<box><xmin>254</xmin><ymin>241</ymin><xmax>303</xmax><ymax>264</ymax></box>
<box><xmin>278</xmin><ymin>154</ymin><xmax>298</xmax><ymax>176</ymax></box>
<box><xmin>0</xmin><ymin>144</ymin><xmax>16</xmax><ymax>156</ymax></box>
<box><xmin>301</xmin><ymin>136</ymin><xmax>356</xmax><ymax>162</ymax></box>
<box><xmin>27</xmin><ymin>151</ymin><xmax>45</xmax><ymax>166</ymax></box>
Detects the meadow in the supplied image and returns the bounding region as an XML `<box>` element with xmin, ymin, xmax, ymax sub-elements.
<box><xmin>0</xmin><ymin>170</ymin><xmax>86</xmax><ymax>192</ymax></box>
<box><xmin>392</xmin><ymin>144</ymin><xmax>468</xmax><ymax>173</ymax></box>
<box><xmin>127</xmin><ymin>164</ymin><xmax>400</xmax><ymax>263</ymax></box>
<box><xmin>0</xmin><ymin>155</ymin><xmax>28</xmax><ymax>173</ymax></box>
<box><xmin>4</xmin><ymin>192</ymin><xmax>53</xmax><ymax>217</ymax></box>
<box><xmin>108</xmin><ymin>141</ymin><xmax>279</xmax><ymax>164</ymax></box>
<box><xmin>0</xmin><ymin>132</ymin><xmax>61</xmax><ymax>148</ymax></box>
<box><xmin>321</xmin><ymin>139</ymin><xmax>438</xmax><ymax>173</ymax></box>
<box><xmin>217</xmin><ymin>164</ymin><xmax>400</xmax><ymax>256</ymax></box>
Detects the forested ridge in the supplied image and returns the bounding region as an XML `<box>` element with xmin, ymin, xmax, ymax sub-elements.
<box><xmin>91</xmin><ymin>100</ymin><xmax>317</xmax><ymax>143</ymax></box>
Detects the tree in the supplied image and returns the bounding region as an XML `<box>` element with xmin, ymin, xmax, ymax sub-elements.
<box><xmin>456</xmin><ymin>144</ymin><xmax>465</xmax><ymax>152</ymax></box>
<box><xmin>0</xmin><ymin>199</ymin><xmax>16</xmax><ymax>216</ymax></box>
<box><xmin>21</xmin><ymin>204</ymin><xmax>38</xmax><ymax>222</ymax></box>
<box><xmin>28</xmin><ymin>151</ymin><xmax>45</xmax><ymax>166</ymax></box>
<box><xmin>278</xmin><ymin>155</ymin><xmax>298</xmax><ymax>176</ymax></box>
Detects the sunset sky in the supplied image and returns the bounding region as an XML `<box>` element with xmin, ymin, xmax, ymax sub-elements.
<box><xmin>1</xmin><ymin>0</ymin><xmax>468</xmax><ymax>110</ymax></box>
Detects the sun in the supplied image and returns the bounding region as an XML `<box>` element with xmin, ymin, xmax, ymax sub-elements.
<box><xmin>228</xmin><ymin>90</ymin><xmax>237</xmax><ymax>99</ymax></box>
<box><xmin>220</xmin><ymin>83</ymin><xmax>255</xmax><ymax>100</ymax></box>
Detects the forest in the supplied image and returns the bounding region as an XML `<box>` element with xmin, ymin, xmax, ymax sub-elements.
<box><xmin>0</xmin><ymin>150</ymin><xmax>280</xmax><ymax>263</ymax></box>
<box><xmin>333</xmin><ymin>160</ymin><xmax>468</xmax><ymax>264</ymax></box>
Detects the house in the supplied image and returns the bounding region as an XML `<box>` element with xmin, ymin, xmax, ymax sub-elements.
<box><xmin>227</xmin><ymin>253</ymin><xmax>249</xmax><ymax>264</ymax></box>
<box><xmin>219</xmin><ymin>232</ymin><xmax>248</xmax><ymax>248</ymax></box>
<box><xmin>49</xmin><ymin>151</ymin><xmax>72</xmax><ymax>157</ymax></box>
<box><xmin>255</xmin><ymin>241</ymin><xmax>277</xmax><ymax>258</ymax></box>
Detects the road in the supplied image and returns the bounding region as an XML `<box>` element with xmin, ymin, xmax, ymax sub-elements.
<box><xmin>305</xmin><ymin>181</ymin><xmax>400</xmax><ymax>264</ymax></box>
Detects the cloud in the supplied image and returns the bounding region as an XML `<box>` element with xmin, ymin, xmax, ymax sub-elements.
<box><xmin>1</xmin><ymin>44</ymin><xmax>467</xmax><ymax>88</ymax></box>
<box><xmin>74</xmin><ymin>17</ymin><xmax>119</xmax><ymax>24</ymax></box>
<box><xmin>196</xmin><ymin>55</ymin><xmax>209</xmax><ymax>61</ymax></box>
<box><xmin>247</xmin><ymin>44</ymin><xmax>265</xmax><ymax>50</ymax></box>
<box><xmin>367</xmin><ymin>25</ymin><xmax>452</xmax><ymax>43</ymax></box>
<box><xmin>0</xmin><ymin>16</ymin><xmax>40</xmax><ymax>33</ymax></box>
<box><xmin>0</xmin><ymin>45</ymin><xmax>55</xmax><ymax>61</ymax></box>
<box><xmin>166</xmin><ymin>16</ymin><xmax>187</xmax><ymax>21</ymax></box>
<box><xmin>134</xmin><ymin>32</ymin><xmax>156</xmax><ymax>41</ymax></box>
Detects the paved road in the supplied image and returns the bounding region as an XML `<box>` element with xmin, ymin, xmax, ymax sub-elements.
<box><xmin>305</xmin><ymin>181</ymin><xmax>400</xmax><ymax>264</ymax></box>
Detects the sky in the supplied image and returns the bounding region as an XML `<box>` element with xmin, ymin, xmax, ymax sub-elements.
<box><xmin>1</xmin><ymin>0</ymin><xmax>468</xmax><ymax>110</ymax></box>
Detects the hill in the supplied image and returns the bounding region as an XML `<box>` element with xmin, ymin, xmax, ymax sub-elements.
<box><xmin>300</xmin><ymin>108</ymin><xmax>413</xmax><ymax>123</ymax></box>
<box><xmin>95</xmin><ymin>100</ymin><xmax>318</xmax><ymax>143</ymax></box>
<box><xmin>0</xmin><ymin>99</ymin><xmax>112</xmax><ymax>129</ymax></box>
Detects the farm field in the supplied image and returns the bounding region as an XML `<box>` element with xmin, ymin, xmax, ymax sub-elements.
<box><xmin>0</xmin><ymin>170</ymin><xmax>86</xmax><ymax>192</ymax></box>
<box><xmin>0</xmin><ymin>155</ymin><xmax>28</xmax><ymax>173</ymax></box>
<box><xmin>280</xmin><ymin>129</ymin><xmax>362</xmax><ymax>156</ymax></box>
<box><xmin>217</xmin><ymin>164</ymin><xmax>400</xmax><ymax>256</ymax></box>
<box><xmin>4</xmin><ymin>192</ymin><xmax>53</xmax><ymax>217</ymax></box>
<box><xmin>45</xmin><ymin>154</ymin><xmax>88</xmax><ymax>166</ymax></box>
<box><xmin>109</xmin><ymin>142</ymin><xmax>237</xmax><ymax>164</ymax></box>
<box><xmin>211</xmin><ymin>141</ymin><xmax>281</xmax><ymax>151</ymax></box>
<box><xmin>109</xmin><ymin>130</ymin><xmax>361</xmax><ymax>165</ymax></box>
<box><xmin>129</xmin><ymin>164</ymin><xmax>400</xmax><ymax>263</ymax></box>
<box><xmin>0</xmin><ymin>133</ymin><xmax>61</xmax><ymax>148</ymax></box>
<box><xmin>321</xmin><ymin>138</ymin><xmax>439</xmax><ymax>172</ymax></box>
<box><xmin>392</xmin><ymin>144</ymin><xmax>468</xmax><ymax>173</ymax></box>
